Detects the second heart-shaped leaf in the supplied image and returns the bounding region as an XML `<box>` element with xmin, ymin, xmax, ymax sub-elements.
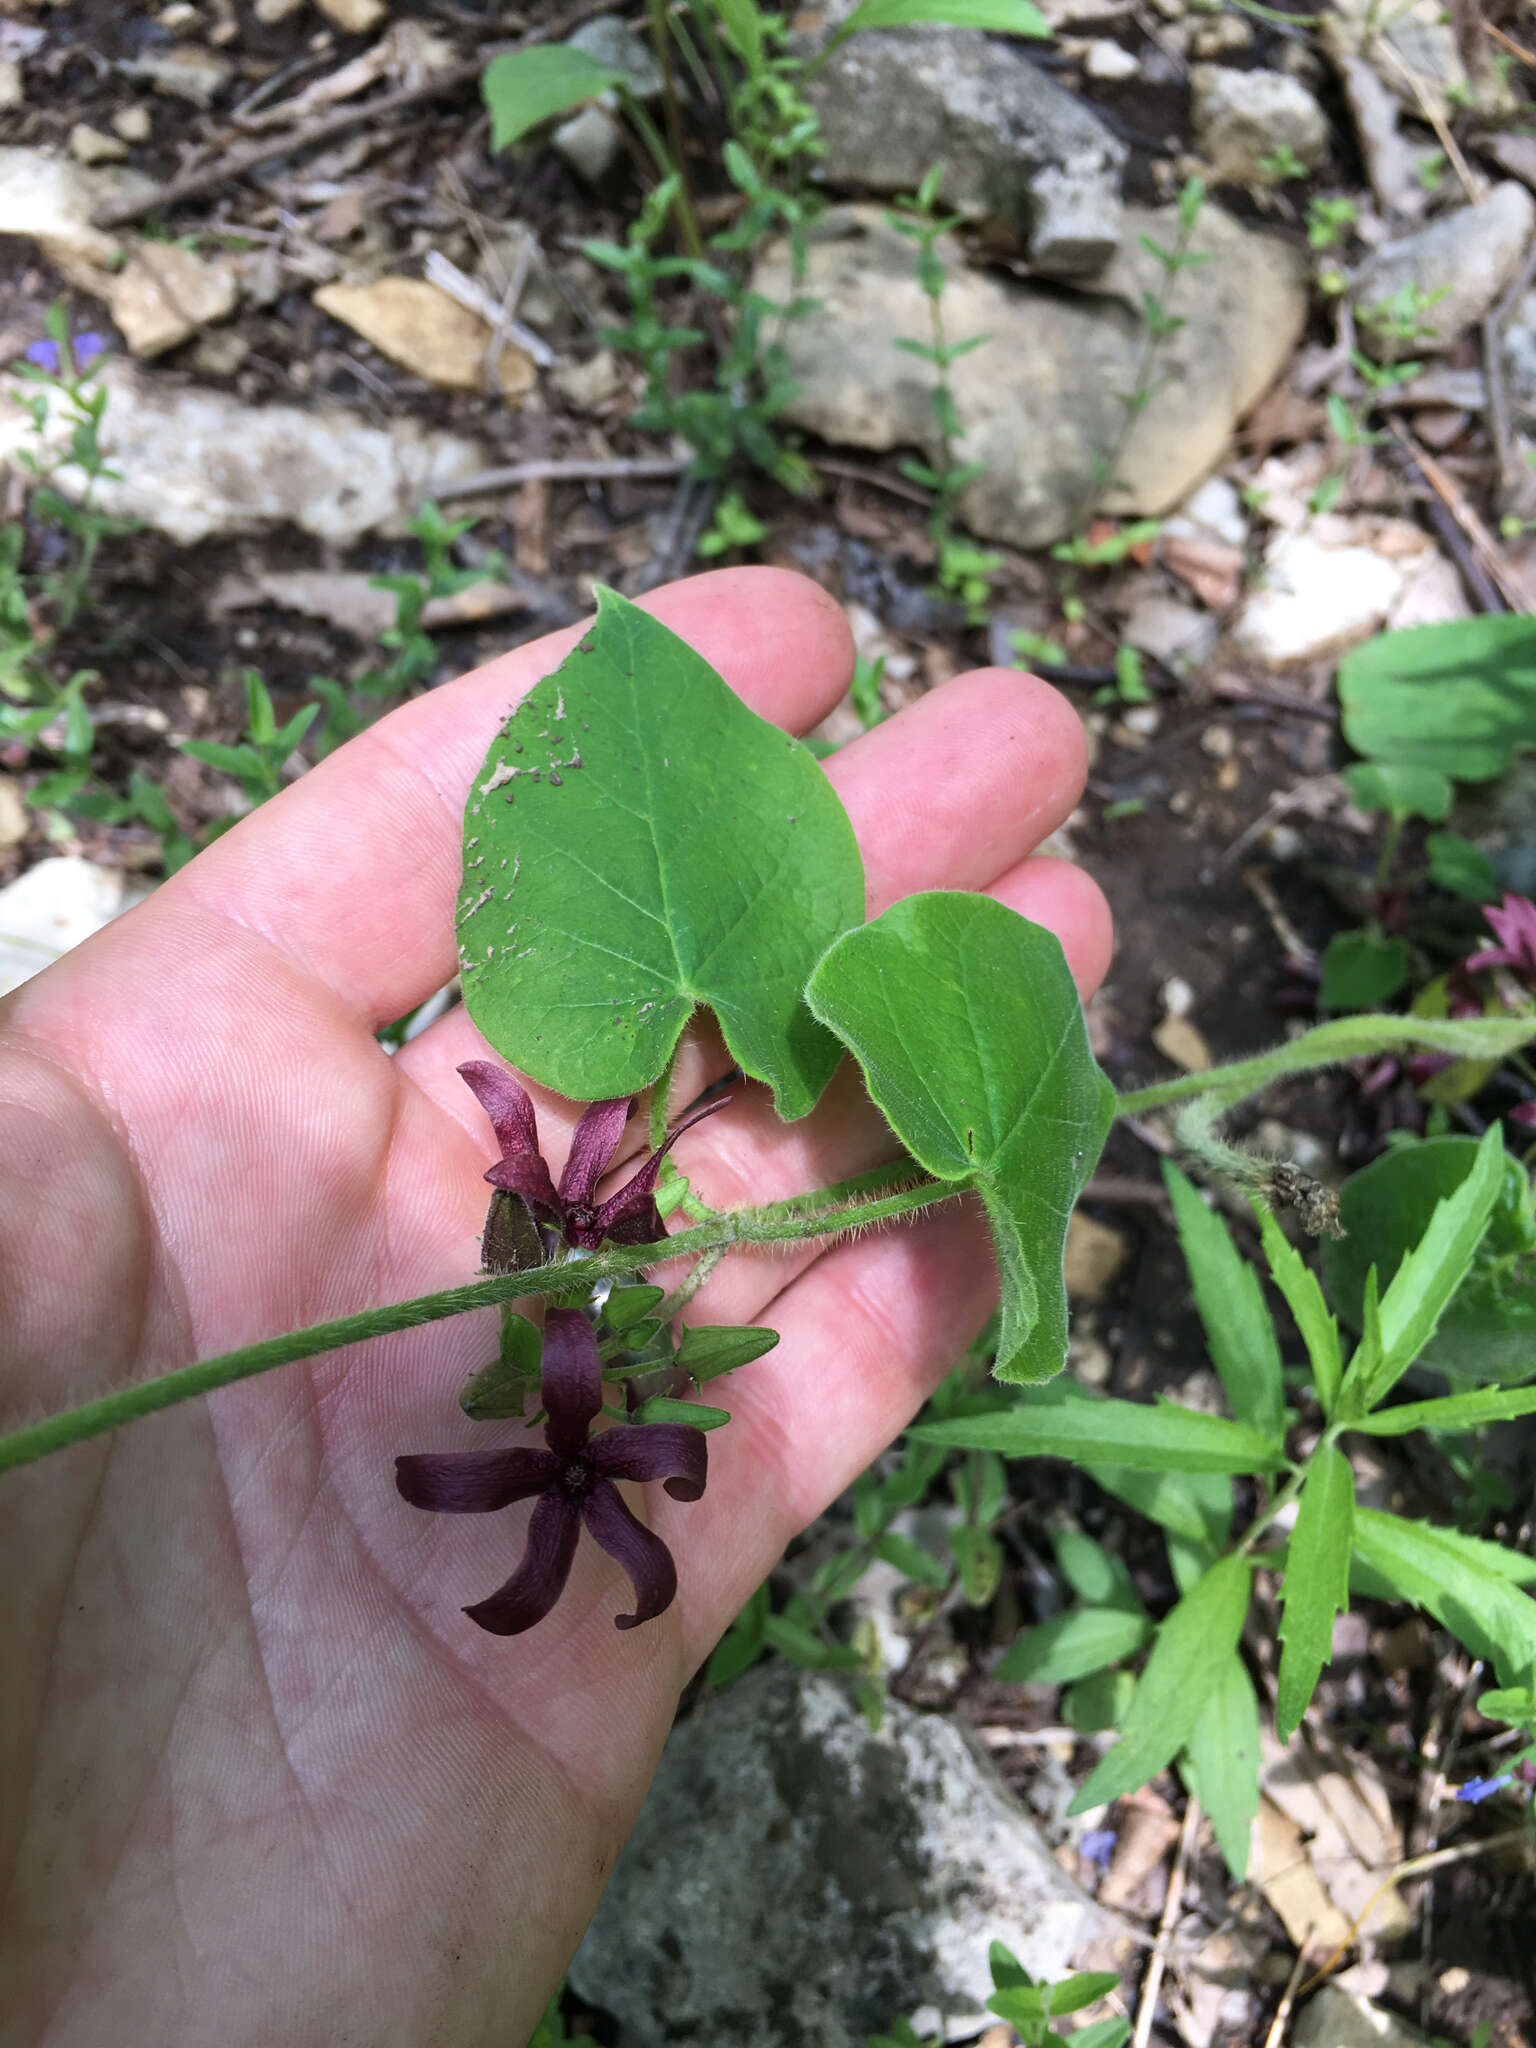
<box><xmin>807</xmin><ymin>891</ymin><xmax>1115</xmax><ymax>1381</ymax></box>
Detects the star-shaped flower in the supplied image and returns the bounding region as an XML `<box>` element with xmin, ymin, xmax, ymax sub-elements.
<box><xmin>458</xmin><ymin>1060</ymin><xmax>725</xmax><ymax>1252</ymax></box>
<box><xmin>396</xmin><ymin>1308</ymin><xmax>707</xmax><ymax>1635</ymax></box>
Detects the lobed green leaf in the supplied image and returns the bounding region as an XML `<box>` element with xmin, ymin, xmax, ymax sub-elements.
<box><xmin>806</xmin><ymin>892</ymin><xmax>1115</xmax><ymax>1381</ymax></box>
<box><xmin>459</xmin><ymin>588</ymin><xmax>864</xmax><ymax>1119</ymax></box>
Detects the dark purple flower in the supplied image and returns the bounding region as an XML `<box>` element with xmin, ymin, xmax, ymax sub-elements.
<box><xmin>1473</xmin><ymin>894</ymin><xmax>1536</xmax><ymax>986</ymax></box>
<box><xmin>458</xmin><ymin>1059</ymin><xmax>727</xmax><ymax>1253</ymax></box>
<box><xmin>397</xmin><ymin>1308</ymin><xmax>707</xmax><ymax>1635</ymax></box>
<box><xmin>1079</xmin><ymin>1827</ymin><xmax>1117</xmax><ymax>1872</ymax></box>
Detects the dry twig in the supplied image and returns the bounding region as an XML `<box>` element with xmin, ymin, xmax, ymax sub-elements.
<box><xmin>1130</xmin><ymin>1794</ymin><xmax>1200</xmax><ymax>2048</ymax></box>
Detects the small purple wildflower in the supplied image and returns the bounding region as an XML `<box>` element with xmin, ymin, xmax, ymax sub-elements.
<box><xmin>1453</xmin><ymin>1773</ymin><xmax>1512</xmax><ymax>1804</ymax></box>
<box><xmin>73</xmin><ymin>332</ymin><xmax>106</xmax><ymax>367</ymax></box>
<box><xmin>1509</xmin><ymin>1102</ymin><xmax>1536</xmax><ymax>1130</ymax></box>
<box><xmin>396</xmin><ymin>1308</ymin><xmax>707</xmax><ymax>1635</ymax></box>
<box><xmin>24</xmin><ymin>339</ymin><xmax>60</xmax><ymax>373</ymax></box>
<box><xmin>459</xmin><ymin>1059</ymin><xmax>727</xmax><ymax>1253</ymax></box>
<box><xmin>1079</xmin><ymin>1827</ymin><xmax>1117</xmax><ymax>1872</ymax></box>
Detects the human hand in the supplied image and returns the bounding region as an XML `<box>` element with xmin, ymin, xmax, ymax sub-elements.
<box><xmin>0</xmin><ymin>568</ymin><xmax>1111</xmax><ymax>2048</ymax></box>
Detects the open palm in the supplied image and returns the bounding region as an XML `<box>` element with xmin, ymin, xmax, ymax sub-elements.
<box><xmin>0</xmin><ymin>568</ymin><xmax>1110</xmax><ymax>2048</ymax></box>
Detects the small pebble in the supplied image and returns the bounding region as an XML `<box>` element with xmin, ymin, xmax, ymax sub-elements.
<box><xmin>112</xmin><ymin>104</ymin><xmax>154</xmax><ymax>142</ymax></box>
<box><xmin>1201</xmin><ymin>722</ymin><xmax>1235</xmax><ymax>758</ymax></box>
<box><xmin>1160</xmin><ymin>974</ymin><xmax>1195</xmax><ymax>1018</ymax></box>
<box><xmin>1084</xmin><ymin>38</ymin><xmax>1138</xmax><ymax>80</ymax></box>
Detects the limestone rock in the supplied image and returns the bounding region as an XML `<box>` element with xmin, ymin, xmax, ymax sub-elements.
<box><xmin>566</xmin><ymin>13</ymin><xmax>664</xmax><ymax>99</ymax></box>
<box><xmin>1292</xmin><ymin>1985</ymin><xmax>1432</xmax><ymax>2048</ymax></box>
<box><xmin>109</xmin><ymin>243</ymin><xmax>238</xmax><ymax>356</ymax></box>
<box><xmin>118</xmin><ymin>44</ymin><xmax>232</xmax><ymax>106</ymax></box>
<box><xmin>552</xmin><ymin>103</ymin><xmax>623</xmax><ymax>185</ymax></box>
<box><xmin>0</xmin><ymin>60</ymin><xmax>22</xmax><ymax>110</ymax></box>
<box><xmin>0</xmin><ymin>857</ymin><xmax>144</xmax><ymax>998</ymax></box>
<box><xmin>1064</xmin><ymin>1211</ymin><xmax>1129</xmax><ymax>1297</ymax></box>
<box><xmin>1191</xmin><ymin>65</ymin><xmax>1328</xmax><ymax>184</ymax></box>
<box><xmin>571</xmin><ymin>1663</ymin><xmax>1107</xmax><ymax>2048</ymax></box>
<box><xmin>67</xmin><ymin>123</ymin><xmax>127</xmax><ymax>165</ymax></box>
<box><xmin>0</xmin><ymin>145</ymin><xmax>153</xmax><ymax>268</ymax></box>
<box><xmin>0</xmin><ymin>362</ymin><xmax>491</xmax><ymax>547</ymax></box>
<box><xmin>1503</xmin><ymin>289</ymin><xmax>1536</xmax><ymax>430</ymax></box>
<box><xmin>1083</xmin><ymin>38</ymin><xmax>1138</xmax><ymax>80</ymax></box>
<box><xmin>803</xmin><ymin>12</ymin><xmax>1126</xmax><ymax>277</ymax></box>
<box><xmin>1355</xmin><ymin>183</ymin><xmax>1535</xmax><ymax>355</ymax></box>
<box><xmin>1234</xmin><ymin>529</ymin><xmax>1403</xmax><ymax>668</ymax></box>
<box><xmin>1334</xmin><ymin>53</ymin><xmax>1424</xmax><ymax>220</ymax></box>
<box><xmin>751</xmin><ymin>203</ymin><xmax>1305</xmax><ymax>547</ymax></box>
<box><xmin>314</xmin><ymin>0</ymin><xmax>388</xmax><ymax>31</ymax></box>
<box><xmin>313</xmin><ymin>276</ymin><xmax>535</xmax><ymax>400</ymax></box>
<box><xmin>111</xmin><ymin>104</ymin><xmax>154</xmax><ymax>143</ymax></box>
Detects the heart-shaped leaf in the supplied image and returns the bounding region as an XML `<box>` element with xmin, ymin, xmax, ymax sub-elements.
<box><xmin>459</xmin><ymin>587</ymin><xmax>865</xmax><ymax>1118</ymax></box>
<box><xmin>807</xmin><ymin>892</ymin><xmax>1115</xmax><ymax>1381</ymax></box>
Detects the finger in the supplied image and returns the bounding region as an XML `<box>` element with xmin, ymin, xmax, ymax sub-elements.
<box><xmin>162</xmin><ymin>568</ymin><xmax>855</xmax><ymax>1029</ymax></box>
<box><xmin>667</xmin><ymin>1194</ymin><xmax>998</xmax><ymax>1659</ymax></box>
<box><xmin>825</xmin><ymin>667</ymin><xmax>1090</xmax><ymax>915</ymax></box>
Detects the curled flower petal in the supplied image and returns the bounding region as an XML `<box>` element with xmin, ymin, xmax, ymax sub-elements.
<box><xmin>463</xmin><ymin>1490</ymin><xmax>582</xmax><ymax>1636</ymax></box>
<box><xmin>581</xmin><ymin>1478</ymin><xmax>678</xmax><ymax>1630</ymax></box>
<box><xmin>558</xmin><ymin>1096</ymin><xmax>633</xmax><ymax>1212</ymax></box>
<box><xmin>587</xmin><ymin>1421</ymin><xmax>707</xmax><ymax>1502</ymax></box>
<box><xmin>461</xmin><ymin>1061</ymin><xmax>561</xmax><ymax>1213</ymax></box>
<box><xmin>395</xmin><ymin>1446</ymin><xmax>560</xmax><ymax>1513</ymax></box>
<box><xmin>587</xmin><ymin>1096</ymin><xmax>731</xmax><ymax>1245</ymax></box>
<box><xmin>484</xmin><ymin>1154</ymin><xmax>563</xmax><ymax>1216</ymax></box>
<box><xmin>540</xmin><ymin>1307</ymin><xmax>604</xmax><ymax>1455</ymax></box>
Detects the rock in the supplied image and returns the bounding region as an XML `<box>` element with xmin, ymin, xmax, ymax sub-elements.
<box><xmin>0</xmin><ymin>60</ymin><xmax>22</xmax><ymax>109</ymax></box>
<box><xmin>314</xmin><ymin>0</ymin><xmax>387</xmax><ymax>30</ymax></box>
<box><xmin>1334</xmin><ymin>53</ymin><xmax>1424</xmax><ymax>221</ymax></box>
<box><xmin>118</xmin><ymin>44</ymin><xmax>232</xmax><ymax>106</ymax></box>
<box><xmin>552</xmin><ymin>348</ymin><xmax>623</xmax><ymax>410</ymax></box>
<box><xmin>1083</xmin><ymin>38</ymin><xmax>1138</xmax><ymax>80</ymax></box>
<box><xmin>111</xmin><ymin>103</ymin><xmax>154</xmax><ymax>143</ymax></box>
<box><xmin>312</xmin><ymin>278</ymin><xmax>535</xmax><ymax>400</ymax></box>
<box><xmin>1064</xmin><ymin>1212</ymin><xmax>1128</xmax><ymax>1297</ymax></box>
<box><xmin>1122</xmin><ymin>591</ymin><xmax>1219</xmax><ymax>674</ymax></box>
<box><xmin>566</xmin><ymin>13</ymin><xmax>664</xmax><ymax>99</ymax></box>
<box><xmin>1354</xmin><ymin>184</ymin><xmax>1535</xmax><ymax>356</ymax></box>
<box><xmin>1489</xmin><ymin>132</ymin><xmax>1536</xmax><ymax>193</ymax></box>
<box><xmin>109</xmin><ymin>243</ymin><xmax>238</xmax><ymax>357</ymax></box>
<box><xmin>1152</xmin><ymin>1014</ymin><xmax>1212</xmax><ymax>1071</ymax></box>
<box><xmin>1504</xmin><ymin>290</ymin><xmax>1536</xmax><ymax>430</ymax></box>
<box><xmin>1191</xmin><ymin>64</ymin><xmax>1328</xmax><ymax>185</ymax></box>
<box><xmin>0</xmin><ymin>362</ymin><xmax>492</xmax><ymax>548</ymax></box>
<box><xmin>1188</xmin><ymin>14</ymin><xmax>1253</xmax><ymax>57</ymax></box>
<box><xmin>751</xmin><ymin>204</ymin><xmax>1305</xmax><ymax>548</ymax></box>
<box><xmin>1292</xmin><ymin>1985</ymin><xmax>1432</xmax><ymax>2048</ymax></box>
<box><xmin>189</xmin><ymin>327</ymin><xmax>249</xmax><ymax>376</ymax></box>
<box><xmin>254</xmin><ymin>0</ymin><xmax>307</xmax><ymax>19</ymax></box>
<box><xmin>803</xmin><ymin>12</ymin><xmax>1126</xmax><ymax>277</ymax></box>
<box><xmin>67</xmin><ymin>123</ymin><xmax>126</xmax><ymax>166</ymax></box>
<box><xmin>571</xmin><ymin>1663</ymin><xmax>1107</xmax><ymax>2048</ymax></box>
<box><xmin>552</xmin><ymin>103</ymin><xmax>624</xmax><ymax>185</ymax></box>
<box><xmin>0</xmin><ymin>145</ymin><xmax>153</xmax><ymax>268</ymax></box>
<box><xmin>1234</xmin><ymin>529</ymin><xmax>1403</xmax><ymax>668</ymax></box>
<box><xmin>0</xmin><ymin>775</ymin><xmax>28</xmax><ymax>849</ymax></box>
<box><xmin>1167</xmin><ymin>473</ymin><xmax>1247</xmax><ymax>548</ymax></box>
<box><xmin>0</xmin><ymin>857</ymin><xmax>143</xmax><ymax>998</ymax></box>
